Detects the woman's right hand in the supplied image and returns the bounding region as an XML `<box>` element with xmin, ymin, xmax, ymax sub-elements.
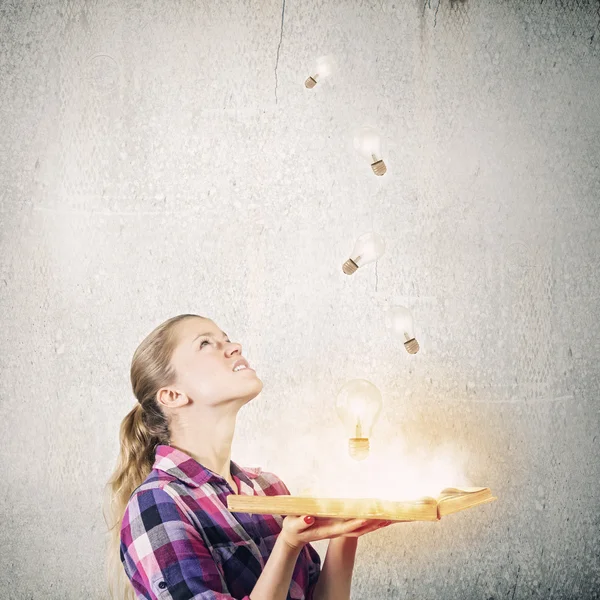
<box><xmin>280</xmin><ymin>514</ymin><xmax>388</xmax><ymax>550</ymax></box>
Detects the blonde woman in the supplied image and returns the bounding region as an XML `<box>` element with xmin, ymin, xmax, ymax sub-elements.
<box><xmin>104</xmin><ymin>314</ymin><xmax>395</xmax><ymax>600</ymax></box>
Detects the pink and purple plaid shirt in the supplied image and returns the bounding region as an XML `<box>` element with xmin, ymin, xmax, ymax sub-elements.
<box><xmin>120</xmin><ymin>444</ymin><xmax>321</xmax><ymax>600</ymax></box>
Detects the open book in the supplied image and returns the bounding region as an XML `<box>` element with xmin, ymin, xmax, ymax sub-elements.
<box><xmin>227</xmin><ymin>487</ymin><xmax>496</xmax><ymax>522</ymax></box>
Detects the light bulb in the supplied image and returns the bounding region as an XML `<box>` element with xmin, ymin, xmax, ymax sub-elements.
<box><xmin>385</xmin><ymin>305</ymin><xmax>420</xmax><ymax>354</ymax></box>
<box><xmin>342</xmin><ymin>232</ymin><xmax>386</xmax><ymax>275</ymax></box>
<box><xmin>353</xmin><ymin>126</ymin><xmax>387</xmax><ymax>176</ymax></box>
<box><xmin>335</xmin><ymin>379</ymin><xmax>383</xmax><ymax>461</ymax></box>
<box><xmin>304</xmin><ymin>55</ymin><xmax>337</xmax><ymax>88</ymax></box>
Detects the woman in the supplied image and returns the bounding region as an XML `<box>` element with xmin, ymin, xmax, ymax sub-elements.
<box><xmin>104</xmin><ymin>314</ymin><xmax>394</xmax><ymax>600</ymax></box>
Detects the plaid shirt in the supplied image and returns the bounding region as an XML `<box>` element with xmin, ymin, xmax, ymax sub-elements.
<box><xmin>120</xmin><ymin>444</ymin><xmax>321</xmax><ymax>600</ymax></box>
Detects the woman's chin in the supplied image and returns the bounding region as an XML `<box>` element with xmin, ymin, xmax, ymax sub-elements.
<box><xmin>242</xmin><ymin>375</ymin><xmax>263</xmax><ymax>397</ymax></box>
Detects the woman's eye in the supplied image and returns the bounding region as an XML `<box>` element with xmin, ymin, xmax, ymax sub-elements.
<box><xmin>200</xmin><ymin>339</ymin><xmax>232</xmax><ymax>348</ymax></box>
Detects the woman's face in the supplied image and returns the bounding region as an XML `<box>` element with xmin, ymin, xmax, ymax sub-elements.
<box><xmin>167</xmin><ymin>317</ymin><xmax>263</xmax><ymax>409</ymax></box>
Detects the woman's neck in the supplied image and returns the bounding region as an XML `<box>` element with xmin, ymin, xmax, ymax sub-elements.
<box><xmin>170</xmin><ymin>411</ymin><xmax>238</xmax><ymax>483</ymax></box>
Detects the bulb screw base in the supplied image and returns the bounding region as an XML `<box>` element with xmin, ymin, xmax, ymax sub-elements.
<box><xmin>348</xmin><ymin>438</ymin><xmax>370</xmax><ymax>461</ymax></box>
<box><xmin>342</xmin><ymin>258</ymin><xmax>359</xmax><ymax>275</ymax></box>
<box><xmin>404</xmin><ymin>338</ymin><xmax>420</xmax><ymax>354</ymax></box>
<box><xmin>371</xmin><ymin>159</ymin><xmax>387</xmax><ymax>176</ymax></box>
<box><xmin>305</xmin><ymin>76</ymin><xmax>317</xmax><ymax>89</ymax></box>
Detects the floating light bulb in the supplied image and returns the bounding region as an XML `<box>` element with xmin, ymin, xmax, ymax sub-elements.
<box><xmin>342</xmin><ymin>232</ymin><xmax>386</xmax><ymax>275</ymax></box>
<box><xmin>335</xmin><ymin>379</ymin><xmax>383</xmax><ymax>461</ymax></box>
<box><xmin>304</xmin><ymin>55</ymin><xmax>337</xmax><ymax>88</ymax></box>
<box><xmin>385</xmin><ymin>305</ymin><xmax>420</xmax><ymax>354</ymax></box>
<box><xmin>353</xmin><ymin>126</ymin><xmax>387</xmax><ymax>176</ymax></box>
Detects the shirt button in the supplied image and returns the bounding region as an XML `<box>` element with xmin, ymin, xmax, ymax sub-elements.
<box><xmin>158</xmin><ymin>581</ymin><xmax>167</xmax><ymax>589</ymax></box>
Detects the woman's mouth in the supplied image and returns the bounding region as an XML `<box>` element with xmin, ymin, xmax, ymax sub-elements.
<box><xmin>233</xmin><ymin>366</ymin><xmax>255</xmax><ymax>373</ymax></box>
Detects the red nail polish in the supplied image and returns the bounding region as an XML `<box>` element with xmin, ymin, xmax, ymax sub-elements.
<box><xmin>304</xmin><ymin>516</ymin><xmax>314</xmax><ymax>524</ymax></box>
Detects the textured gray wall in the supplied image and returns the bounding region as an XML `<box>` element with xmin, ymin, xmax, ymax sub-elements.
<box><xmin>1</xmin><ymin>0</ymin><xmax>599</xmax><ymax>598</ymax></box>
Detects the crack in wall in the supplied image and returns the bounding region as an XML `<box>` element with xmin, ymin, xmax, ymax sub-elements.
<box><xmin>510</xmin><ymin>564</ymin><xmax>521</xmax><ymax>600</ymax></box>
<box><xmin>422</xmin><ymin>0</ymin><xmax>432</xmax><ymax>18</ymax></box>
<box><xmin>274</xmin><ymin>0</ymin><xmax>286</xmax><ymax>104</ymax></box>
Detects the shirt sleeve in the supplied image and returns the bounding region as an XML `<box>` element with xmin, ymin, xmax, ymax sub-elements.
<box><xmin>120</xmin><ymin>485</ymin><xmax>251</xmax><ymax>600</ymax></box>
<box><xmin>259</xmin><ymin>473</ymin><xmax>322</xmax><ymax>598</ymax></box>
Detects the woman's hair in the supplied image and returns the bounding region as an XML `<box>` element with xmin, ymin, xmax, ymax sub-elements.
<box><xmin>102</xmin><ymin>313</ymin><xmax>204</xmax><ymax>600</ymax></box>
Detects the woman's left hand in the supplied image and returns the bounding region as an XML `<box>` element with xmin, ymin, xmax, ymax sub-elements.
<box><xmin>339</xmin><ymin>518</ymin><xmax>405</xmax><ymax>538</ymax></box>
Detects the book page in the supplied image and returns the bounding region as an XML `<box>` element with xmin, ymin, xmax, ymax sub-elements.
<box><xmin>436</xmin><ymin>488</ymin><xmax>495</xmax><ymax>517</ymax></box>
<box><xmin>227</xmin><ymin>495</ymin><xmax>441</xmax><ymax>521</ymax></box>
<box><xmin>438</xmin><ymin>486</ymin><xmax>488</xmax><ymax>496</ymax></box>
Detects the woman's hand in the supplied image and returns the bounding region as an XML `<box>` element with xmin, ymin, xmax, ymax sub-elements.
<box><xmin>338</xmin><ymin>518</ymin><xmax>400</xmax><ymax>538</ymax></box>
<box><xmin>280</xmin><ymin>515</ymin><xmax>398</xmax><ymax>550</ymax></box>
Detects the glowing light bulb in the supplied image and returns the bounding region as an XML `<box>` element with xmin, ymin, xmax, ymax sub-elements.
<box><xmin>342</xmin><ymin>232</ymin><xmax>386</xmax><ymax>275</ymax></box>
<box><xmin>385</xmin><ymin>305</ymin><xmax>420</xmax><ymax>354</ymax></box>
<box><xmin>335</xmin><ymin>379</ymin><xmax>383</xmax><ymax>461</ymax></box>
<box><xmin>353</xmin><ymin>126</ymin><xmax>387</xmax><ymax>176</ymax></box>
<box><xmin>304</xmin><ymin>55</ymin><xmax>337</xmax><ymax>88</ymax></box>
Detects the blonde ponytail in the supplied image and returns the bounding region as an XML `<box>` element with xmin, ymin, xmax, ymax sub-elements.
<box><xmin>102</xmin><ymin>314</ymin><xmax>204</xmax><ymax>600</ymax></box>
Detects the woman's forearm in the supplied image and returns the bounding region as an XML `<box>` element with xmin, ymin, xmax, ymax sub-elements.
<box><xmin>249</xmin><ymin>535</ymin><xmax>303</xmax><ymax>600</ymax></box>
<box><xmin>312</xmin><ymin>537</ymin><xmax>358</xmax><ymax>600</ymax></box>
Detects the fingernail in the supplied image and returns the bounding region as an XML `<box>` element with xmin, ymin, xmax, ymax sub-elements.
<box><xmin>304</xmin><ymin>516</ymin><xmax>314</xmax><ymax>524</ymax></box>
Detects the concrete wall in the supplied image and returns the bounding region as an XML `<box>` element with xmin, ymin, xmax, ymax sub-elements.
<box><xmin>1</xmin><ymin>0</ymin><xmax>599</xmax><ymax>598</ymax></box>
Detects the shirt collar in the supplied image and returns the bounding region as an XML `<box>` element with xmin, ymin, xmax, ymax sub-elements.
<box><xmin>153</xmin><ymin>444</ymin><xmax>262</xmax><ymax>489</ymax></box>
